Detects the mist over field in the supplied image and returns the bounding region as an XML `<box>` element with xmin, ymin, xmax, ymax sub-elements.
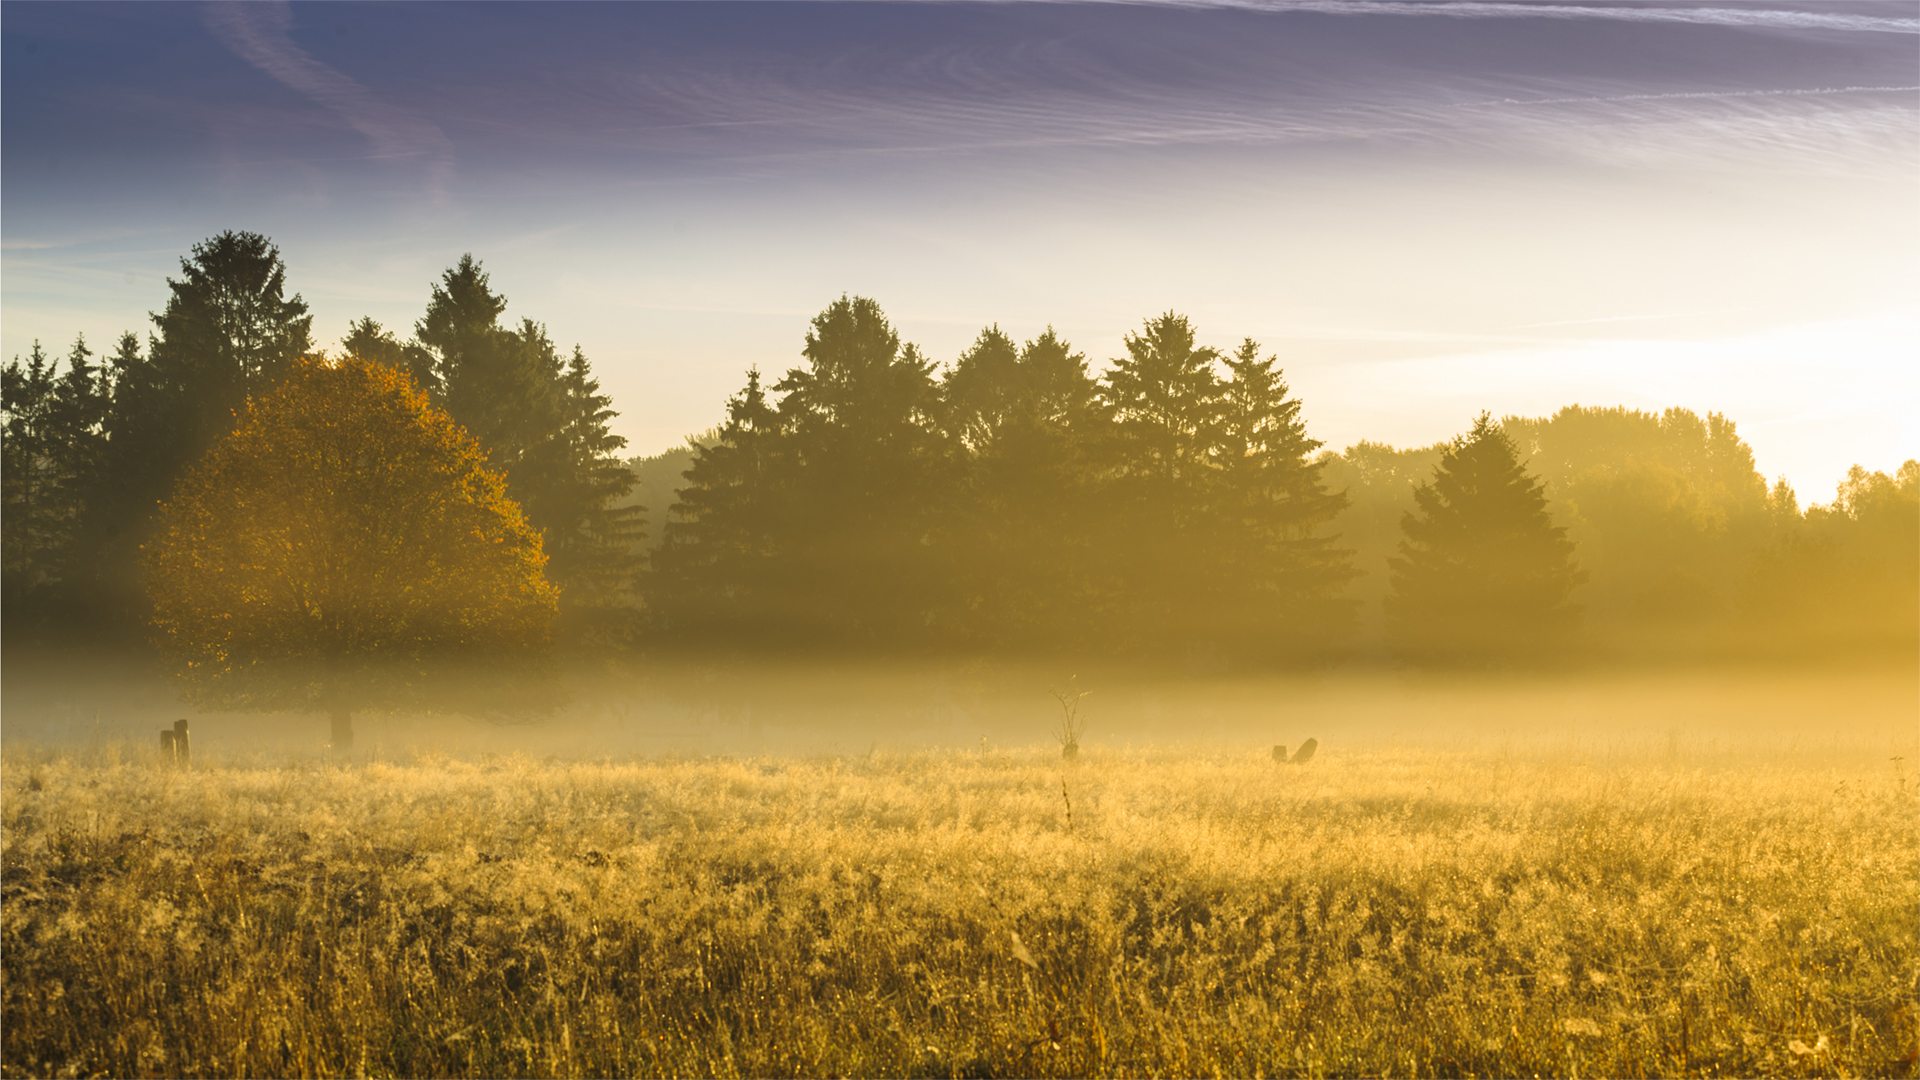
<box><xmin>4</xmin><ymin>1</ymin><xmax>1918</xmax><ymax>1077</ymax></box>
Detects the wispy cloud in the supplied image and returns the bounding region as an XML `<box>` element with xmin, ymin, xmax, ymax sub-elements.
<box><xmin>1070</xmin><ymin>1</ymin><xmax>1920</xmax><ymax>34</ymax></box>
<box><xmin>202</xmin><ymin>1</ymin><xmax>454</xmax><ymax>200</ymax></box>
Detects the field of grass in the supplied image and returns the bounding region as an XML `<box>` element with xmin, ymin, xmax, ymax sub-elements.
<box><xmin>3</xmin><ymin>736</ymin><xmax>1917</xmax><ymax>1078</ymax></box>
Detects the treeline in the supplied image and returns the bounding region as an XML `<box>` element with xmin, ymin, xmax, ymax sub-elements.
<box><xmin>4</xmin><ymin>231</ymin><xmax>1914</xmax><ymax>667</ymax></box>
<box><xmin>3</xmin><ymin>233</ymin><xmax>638</xmax><ymax>647</ymax></box>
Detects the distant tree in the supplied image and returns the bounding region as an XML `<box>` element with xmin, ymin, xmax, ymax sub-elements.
<box><xmin>1209</xmin><ymin>338</ymin><xmax>1354</xmax><ymax>655</ymax></box>
<box><xmin>941</xmin><ymin>327</ymin><xmax>1106</xmax><ymax>647</ymax></box>
<box><xmin>1</xmin><ymin>336</ymin><xmax>113</xmax><ymax>614</ymax></box>
<box><xmin>539</xmin><ymin>344</ymin><xmax>644</xmax><ymax>626</ymax></box>
<box><xmin>415</xmin><ymin>257</ymin><xmax>540</xmax><ymax>465</ymax></box>
<box><xmin>1092</xmin><ymin>313</ymin><xmax>1226</xmax><ymax>652</ymax></box>
<box><xmin>94</xmin><ymin>232</ymin><xmax>314</xmax><ymax>620</ymax></box>
<box><xmin>942</xmin><ymin>325</ymin><xmax>1025</xmax><ymax>455</ymax></box>
<box><xmin>1754</xmin><ymin>461</ymin><xmax>1920</xmax><ymax>657</ymax></box>
<box><xmin>1100</xmin><ymin>312</ymin><xmax>1222</xmax><ymax>489</ymax></box>
<box><xmin>651</xmin><ymin>368</ymin><xmax>786</xmax><ymax>642</ymax></box>
<box><xmin>770</xmin><ymin>296</ymin><xmax>949</xmax><ymax>644</ymax></box>
<box><xmin>412</xmin><ymin>257</ymin><xmax>637</xmax><ymax>622</ymax></box>
<box><xmin>342</xmin><ymin>316</ymin><xmax>438</xmax><ymax>398</ymax></box>
<box><xmin>1387</xmin><ymin>414</ymin><xmax>1583</xmax><ymax>663</ymax></box>
<box><xmin>1</xmin><ymin>342</ymin><xmax>60</xmax><ymax>600</ymax></box>
<box><xmin>142</xmin><ymin>357</ymin><xmax>558</xmax><ymax>751</ymax></box>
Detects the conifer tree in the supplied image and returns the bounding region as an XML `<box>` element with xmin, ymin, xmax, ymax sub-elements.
<box><xmin>411</xmin><ymin>258</ymin><xmax>637</xmax><ymax>619</ymax></box>
<box><xmin>1</xmin><ymin>342</ymin><xmax>59</xmax><ymax>598</ymax></box>
<box><xmin>652</xmin><ymin>368</ymin><xmax>785</xmax><ymax>642</ymax></box>
<box><xmin>1100</xmin><ymin>313</ymin><xmax>1222</xmax><ymax>490</ymax></box>
<box><xmin>93</xmin><ymin>232</ymin><xmax>314</xmax><ymax>619</ymax></box>
<box><xmin>1093</xmin><ymin>313</ymin><xmax>1226</xmax><ymax>652</ymax></box>
<box><xmin>1210</xmin><ymin>338</ymin><xmax>1354</xmax><ymax>654</ymax></box>
<box><xmin>941</xmin><ymin>327</ymin><xmax>1104</xmax><ymax>647</ymax></box>
<box><xmin>343</xmin><ymin>317</ymin><xmax>438</xmax><ymax>398</ymax></box>
<box><xmin>769</xmin><ymin>296</ymin><xmax>948</xmax><ymax>645</ymax></box>
<box><xmin>1387</xmin><ymin>414</ymin><xmax>1583</xmax><ymax>663</ymax></box>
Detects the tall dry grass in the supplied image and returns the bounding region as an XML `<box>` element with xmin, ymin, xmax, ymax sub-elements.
<box><xmin>3</xmin><ymin>742</ymin><xmax>1916</xmax><ymax>1077</ymax></box>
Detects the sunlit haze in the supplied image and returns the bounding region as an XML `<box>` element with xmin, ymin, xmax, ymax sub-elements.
<box><xmin>5</xmin><ymin>0</ymin><xmax>1915</xmax><ymax>498</ymax></box>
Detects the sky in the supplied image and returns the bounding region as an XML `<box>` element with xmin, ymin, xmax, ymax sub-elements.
<box><xmin>3</xmin><ymin>0</ymin><xmax>1916</xmax><ymax>499</ymax></box>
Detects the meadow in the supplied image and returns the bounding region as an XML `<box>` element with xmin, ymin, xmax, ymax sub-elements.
<box><xmin>3</xmin><ymin>692</ymin><xmax>1917</xmax><ymax>1078</ymax></box>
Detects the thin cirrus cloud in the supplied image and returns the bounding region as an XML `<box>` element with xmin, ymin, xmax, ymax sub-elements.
<box><xmin>201</xmin><ymin>0</ymin><xmax>453</xmax><ymax>201</ymax></box>
<box><xmin>1078</xmin><ymin>1</ymin><xmax>1920</xmax><ymax>34</ymax></box>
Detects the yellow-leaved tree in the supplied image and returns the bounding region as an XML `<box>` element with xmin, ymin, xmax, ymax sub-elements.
<box><xmin>143</xmin><ymin>356</ymin><xmax>559</xmax><ymax>750</ymax></box>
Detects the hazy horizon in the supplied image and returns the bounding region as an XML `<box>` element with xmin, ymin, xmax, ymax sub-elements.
<box><xmin>6</xmin><ymin>0</ymin><xmax>1917</xmax><ymax>496</ymax></box>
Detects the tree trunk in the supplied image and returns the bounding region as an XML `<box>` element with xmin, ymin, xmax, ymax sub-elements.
<box><xmin>330</xmin><ymin>706</ymin><xmax>353</xmax><ymax>755</ymax></box>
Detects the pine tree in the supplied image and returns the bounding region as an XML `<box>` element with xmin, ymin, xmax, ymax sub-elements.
<box><xmin>1210</xmin><ymin>338</ymin><xmax>1354</xmax><ymax>656</ymax></box>
<box><xmin>343</xmin><ymin>317</ymin><xmax>438</xmax><ymax>398</ymax></box>
<box><xmin>411</xmin><ymin>258</ymin><xmax>637</xmax><ymax>621</ymax></box>
<box><xmin>1093</xmin><ymin>312</ymin><xmax>1226</xmax><ymax>652</ymax></box>
<box><xmin>1</xmin><ymin>342</ymin><xmax>59</xmax><ymax>598</ymax></box>
<box><xmin>1100</xmin><ymin>312</ymin><xmax>1222</xmax><ymax>490</ymax></box>
<box><xmin>769</xmin><ymin>296</ymin><xmax>948</xmax><ymax>645</ymax></box>
<box><xmin>652</xmin><ymin>368</ymin><xmax>785</xmax><ymax>643</ymax></box>
<box><xmin>1387</xmin><ymin>414</ymin><xmax>1583</xmax><ymax>663</ymax></box>
<box><xmin>415</xmin><ymin>257</ymin><xmax>542</xmax><ymax>467</ymax></box>
<box><xmin>941</xmin><ymin>327</ymin><xmax>1105</xmax><ymax>648</ymax></box>
<box><xmin>93</xmin><ymin>233</ymin><xmax>314</xmax><ymax>621</ymax></box>
<box><xmin>543</xmin><ymin>345</ymin><xmax>642</xmax><ymax>619</ymax></box>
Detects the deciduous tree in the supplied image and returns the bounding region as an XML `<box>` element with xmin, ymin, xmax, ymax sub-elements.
<box><xmin>143</xmin><ymin>357</ymin><xmax>558</xmax><ymax>750</ymax></box>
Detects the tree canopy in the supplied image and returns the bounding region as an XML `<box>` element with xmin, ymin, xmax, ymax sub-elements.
<box><xmin>142</xmin><ymin>357</ymin><xmax>558</xmax><ymax>748</ymax></box>
<box><xmin>1387</xmin><ymin>414</ymin><xmax>1584</xmax><ymax>664</ymax></box>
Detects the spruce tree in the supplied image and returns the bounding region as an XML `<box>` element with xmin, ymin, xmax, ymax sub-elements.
<box><xmin>1387</xmin><ymin>414</ymin><xmax>1583</xmax><ymax>663</ymax></box>
<box><xmin>1</xmin><ymin>342</ymin><xmax>59</xmax><ymax>599</ymax></box>
<box><xmin>652</xmin><ymin>368</ymin><xmax>785</xmax><ymax>643</ymax></box>
<box><xmin>343</xmin><ymin>317</ymin><xmax>438</xmax><ymax>398</ymax></box>
<box><xmin>93</xmin><ymin>232</ymin><xmax>314</xmax><ymax>621</ymax></box>
<box><xmin>941</xmin><ymin>327</ymin><xmax>1104</xmax><ymax>648</ymax></box>
<box><xmin>1094</xmin><ymin>312</ymin><xmax>1225</xmax><ymax>652</ymax></box>
<box><xmin>411</xmin><ymin>258</ymin><xmax>637</xmax><ymax>621</ymax></box>
<box><xmin>1211</xmin><ymin>338</ymin><xmax>1354</xmax><ymax>656</ymax></box>
<box><xmin>1100</xmin><ymin>313</ymin><xmax>1222</xmax><ymax>490</ymax></box>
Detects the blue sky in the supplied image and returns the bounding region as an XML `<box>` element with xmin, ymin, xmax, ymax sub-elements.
<box><xmin>4</xmin><ymin>1</ymin><xmax>1916</xmax><ymax>496</ymax></box>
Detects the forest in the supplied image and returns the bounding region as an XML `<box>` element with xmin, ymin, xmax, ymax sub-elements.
<box><xmin>3</xmin><ymin>230</ymin><xmax>1915</xmax><ymax>687</ymax></box>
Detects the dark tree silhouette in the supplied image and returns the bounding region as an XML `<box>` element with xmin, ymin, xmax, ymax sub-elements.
<box><xmin>940</xmin><ymin>327</ymin><xmax>1106</xmax><ymax>648</ymax></box>
<box><xmin>1208</xmin><ymin>338</ymin><xmax>1354</xmax><ymax>656</ymax></box>
<box><xmin>343</xmin><ymin>317</ymin><xmax>438</xmax><ymax>398</ymax></box>
<box><xmin>80</xmin><ymin>232</ymin><xmax>316</xmax><ymax>627</ymax></box>
<box><xmin>1387</xmin><ymin>413</ymin><xmax>1583</xmax><ymax>663</ymax></box>
<box><xmin>770</xmin><ymin>296</ymin><xmax>949</xmax><ymax>645</ymax></box>
<box><xmin>651</xmin><ymin>368</ymin><xmax>786</xmax><ymax>642</ymax></box>
<box><xmin>412</xmin><ymin>257</ymin><xmax>638</xmax><ymax>624</ymax></box>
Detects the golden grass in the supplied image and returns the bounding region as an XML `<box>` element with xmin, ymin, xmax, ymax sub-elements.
<box><xmin>3</xmin><ymin>743</ymin><xmax>1916</xmax><ymax>1077</ymax></box>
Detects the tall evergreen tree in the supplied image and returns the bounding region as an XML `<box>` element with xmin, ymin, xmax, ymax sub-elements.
<box><xmin>415</xmin><ymin>257</ymin><xmax>537</xmax><ymax>465</ymax></box>
<box><xmin>941</xmin><ymin>327</ymin><xmax>1105</xmax><ymax>648</ymax></box>
<box><xmin>1100</xmin><ymin>313</ymin><xmax>1222</xmax><ymax>490</ymax></box>
<box><xmin>91</xmin><ymin>232</ymin><xmax>314</xmax><ymax>622</ymax></box>
<box><xmin>652</xmin><ymin>368</ymin><xmax>785</xmax><ymax>643</ymax></box>
<box><xmin>770</xmin><ymin>296</ymin><xmax>948</xmax><ymax>645</ymax></box>
<box><xmin>412</xmin><ymin>257</ymin><xmax>637</xmax><ymax>621</ymax></box>
<box><xmin>1093</xmin><ymin>313</ymin><xmax>1226</xmax><ymax>652</ymax></box>
<box><xmin>343</xmin><ymin>316</ymin><xmax>438</xmax><ymax>398</ymax></box>
<box><xmin>1387</xmin><ymin>414</ymin><xmax>1583</xmax><ymax>663</ymax></box>
<box><xmin>542</xmin><ymin>345</ymin><xmax>643</xmax><ymax>616</ymax></box>
<box><xmin>2</xmin><ymin>342</ymin><xmax>60</xmax><ymax>600</ymax></box>
<box><xmin>1209</xmin><ymin>338</ymin><xmax>1354</xmax><ymax>655</ymax></box>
